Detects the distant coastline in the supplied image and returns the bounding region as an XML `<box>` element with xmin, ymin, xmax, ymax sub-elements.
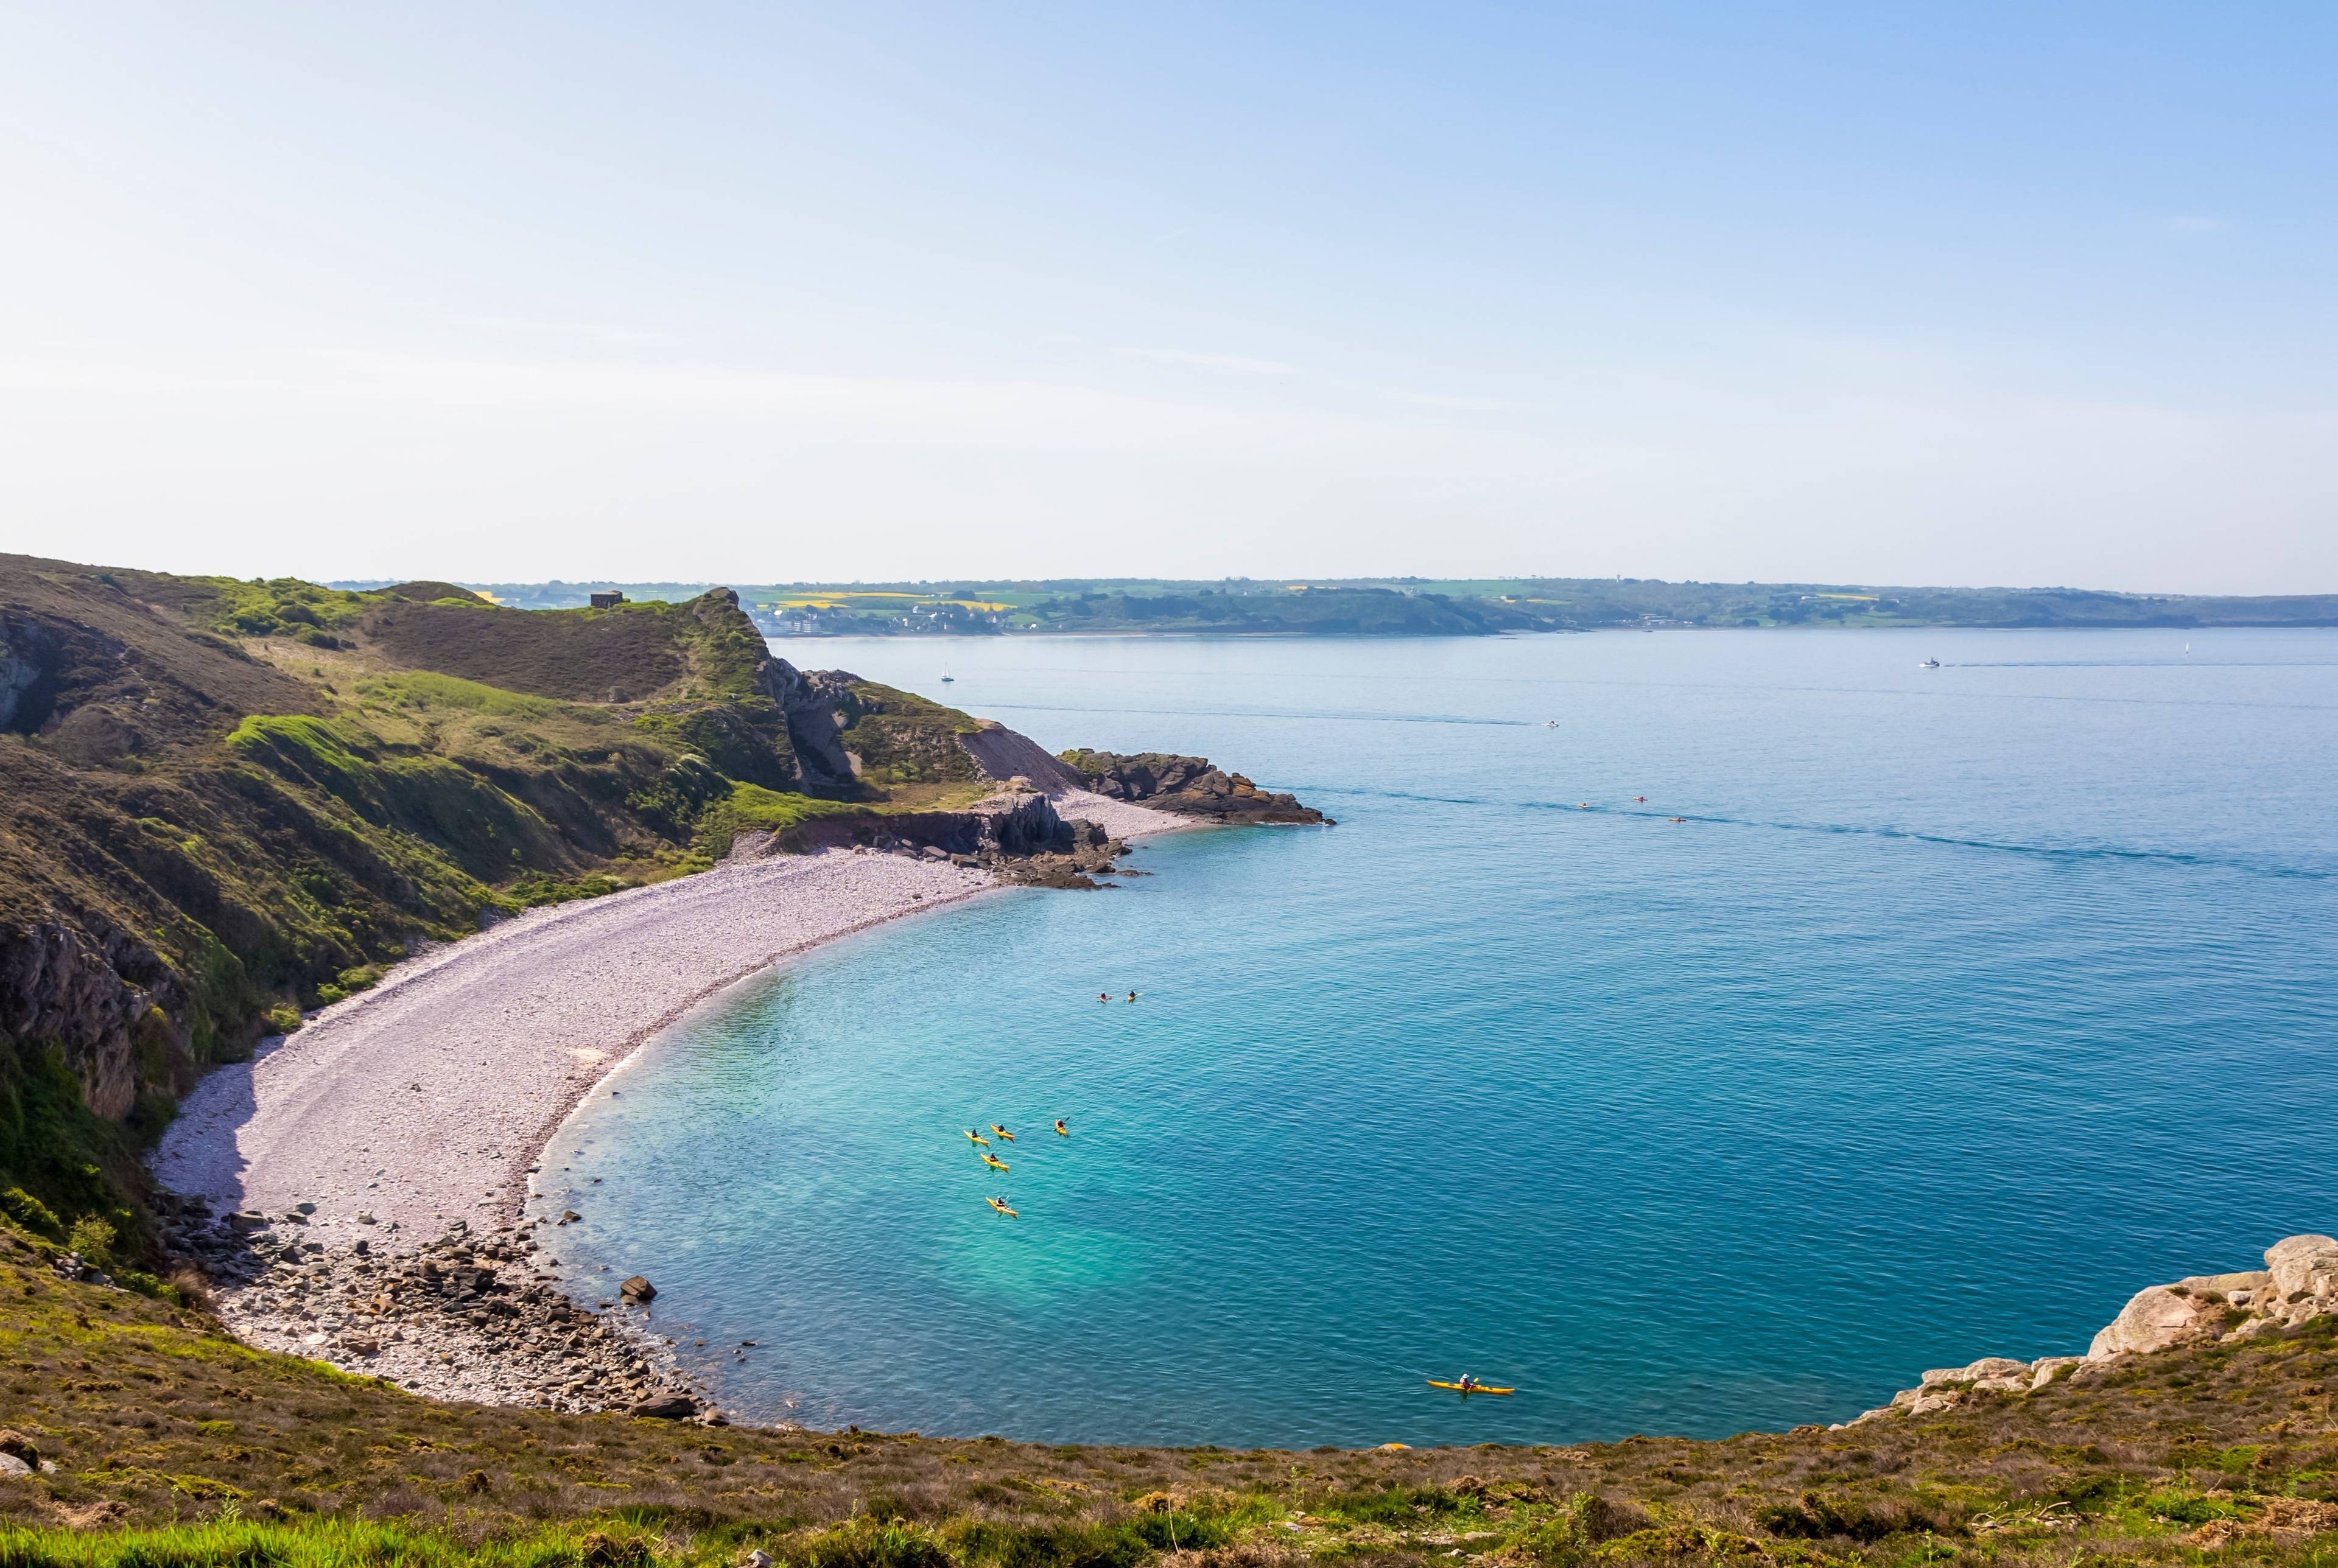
<box><xmin>326</xmin><ymin>575</ymin><xmax>2338</xmax><ymax>638</ymax></box>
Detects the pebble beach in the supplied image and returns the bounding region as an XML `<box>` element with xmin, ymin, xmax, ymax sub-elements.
<box><xmin>149</xmin><ymin>792</ymin><xmax>1185</xmax><ymax>1414</ymax></box>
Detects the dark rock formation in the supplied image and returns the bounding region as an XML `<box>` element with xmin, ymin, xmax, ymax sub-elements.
<box><xmin>1056</xmin><ymin>751</ymin><xmax>1329</xmax><ymax>825</ymax></box>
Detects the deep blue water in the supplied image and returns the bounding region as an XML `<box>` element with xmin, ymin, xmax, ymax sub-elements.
<box><xmin>540</xmin><ymin>629</ymin><xmax>2338</xmax><ymax>1449</ymax></box>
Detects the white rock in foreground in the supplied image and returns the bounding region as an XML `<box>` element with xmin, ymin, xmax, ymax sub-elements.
<box><xmin>1839</xmin><ymin>1231</ymin><xmax>2336</xmax><ymax>1429</ymax></box>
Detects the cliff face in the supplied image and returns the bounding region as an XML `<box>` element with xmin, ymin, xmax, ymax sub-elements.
<box><xmin>1056</xmin><ymin>750</ymin><xmax>1330</xmax><ymax>824</ymax></box>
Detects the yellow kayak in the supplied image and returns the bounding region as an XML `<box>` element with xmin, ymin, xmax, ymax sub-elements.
<box><xmin>991</xmin><ymin>1124</ymin><xmax>1016</xmax><ymax>1141</ymax></box>
<box><xmin>1428</xmin><ymin>1379</ymin><xmax>1515</xmax><ymax>1396</ymax></box>
<box><xmin>1055</xmin><ymin>1120</ymin><xmax>1069</xmax><ymax>1136</ymax></box>
<box><xmin>964</xmin><ymin>1130</ymin><xmax>989</xmax><ymax>1146</ymax></box>
<box><xmin>987</xmin><ymin>1197</ymin><xmax>1018</xmax><ymax>1218</ymax></box>
<box><xmin>981</xmin><ymin>1153</ymin><xmax>1009</xmax><ymax>1172</ymax></box>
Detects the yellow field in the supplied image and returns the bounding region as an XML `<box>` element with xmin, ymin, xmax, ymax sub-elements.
<box><xmin>765</xmin><ymin>593</ymin><xmax>1011</xmax><ymax>612</ymax></box>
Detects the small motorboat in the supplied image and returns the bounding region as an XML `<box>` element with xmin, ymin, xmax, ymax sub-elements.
<box><xmin>1428</xmin><ymin>1379</ymin><xmax>1515</xmax><ymax>1396</ymax></box>
<box><xmin>1920</xmin><ymin>658</ymin><xmax>1940</xmax><ymax>669</ymax></box>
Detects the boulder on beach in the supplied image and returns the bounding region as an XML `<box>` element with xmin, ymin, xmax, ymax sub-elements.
<box><xmin>619</xmin><ymin>1275</ymin><xmax>656</xmax><ymax>1303</ymax></box>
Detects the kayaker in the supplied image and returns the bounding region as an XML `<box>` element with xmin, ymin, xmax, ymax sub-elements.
<box><xmin>1098</xmin><ymin>992</ymin><xmax>1110</xmax><ymax>1003</ymax></box>
<box><xmin>1126</xmin><ymin>990</ymin><xmax>1139</xmax><ymax>1003</ymax></box>
<box><xmin>1055</xmin><ymin>1119</ymin><xmax>1069</xmax><ymax>1136</ymax></box>
<box><xmin>1458</xmin><ymin>1373</ymin><xmax>1476</xmax><ymax>1391</ymax></box>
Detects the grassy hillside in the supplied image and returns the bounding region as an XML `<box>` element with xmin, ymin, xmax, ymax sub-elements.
<box><xmin>0</xmin><ymin>555</ymin><xmax>1011</xmax><ymax>1256</ymax></box>
<box><xmin>2</xmin><ymin>1220</ymin><xmax>2333</xmax><ymax>1564</ymax></box>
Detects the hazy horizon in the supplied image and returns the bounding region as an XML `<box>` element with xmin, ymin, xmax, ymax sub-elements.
<box><xmin>4</xmin><ymin>5</ymin><xmax>2333</xmax><ymax>593</ymax></box>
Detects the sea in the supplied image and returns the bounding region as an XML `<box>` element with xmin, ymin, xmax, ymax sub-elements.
<box><xmin>538</xmin><ymin>628</ymin><xmax>2338</xmax><ymax>1449</ymax></box>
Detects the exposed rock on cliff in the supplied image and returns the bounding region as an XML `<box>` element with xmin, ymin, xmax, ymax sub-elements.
<box><xmin>962</xmin><ymin>721</ymin><xmax>1087</xmax><ymax>792</ymax></box>
<box><xmin>1056</xmin><ymin>749</ymin><xmax>1329</xmax><ymax>825</ymax></box>
<box><xmin>1842</xmin><ymin>1231</ymin><xmax>2338</xmax><ymax>1427</ymax></box>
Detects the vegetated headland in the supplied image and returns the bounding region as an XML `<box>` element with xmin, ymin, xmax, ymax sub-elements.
<box><xmin>5</xmin><ymin>550</ymin><xmax>2336</xmax><ymax>1568</ymax></box>
<box><xmin>354</xmin><ymin>576</ymin><xmax>2338</xmax><ymax>637</ymax></box>
<box><xmin>0</xmin><ymin>552</ymin><xmax>1309</xmax><ymax>1273</ymax></box>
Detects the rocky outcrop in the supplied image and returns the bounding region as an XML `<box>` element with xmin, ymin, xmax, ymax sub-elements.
<box><xmin>760</xmin><ymin>657</ymin><xmax>865</xmax><ymax>788</ymax></box>
<box><xmin>1056</xmin><ymin>750</ymin><xmax>1329</xmax><ymax>825</ymax></box>
<box><xmin>0</xmin><ymin>915</ymin><xmax>189</xmax><ymax>1119</ymax></box>
<box><xmin>1841</xmin><ymin>1233</ymin><xmax>2337</xmax><ymax>1427</ymax></box>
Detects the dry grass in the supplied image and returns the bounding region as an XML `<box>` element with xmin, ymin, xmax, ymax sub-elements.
<box><xmin>4</xmin><ymin>1219</ymin><xmax>2336</xmax><ymax>1566</ymax></box>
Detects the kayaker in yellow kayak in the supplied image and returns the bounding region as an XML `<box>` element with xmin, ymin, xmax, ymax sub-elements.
<box><xmin>1054</xmin><ymin>1119</ymin><xmax>1069</xmax><ymax>1136</ymax></box>
<box><xmin>1427</xmin><ymin>1374</ymin><xmax>1515</xmax><ymax>1395</ymax></box>
<box><xmin>991</xmin><ymin>1123</ymin><xmax>1015</xmax><ymax>1141</ymax></box>
<box><xmin>964</xmin><ymin>1129</ymin><xmax>989</xmax><ymax>1146</ymax></box>
<box><xmin>988</xmin><ymin>1196</ymin><xmax>1018</xmax><ymax>1218</ymax></box>
<box><xmin>981</xmin><ymin>1153</ymin><xmax>1009</xmax><ymax>1172</ymax></box>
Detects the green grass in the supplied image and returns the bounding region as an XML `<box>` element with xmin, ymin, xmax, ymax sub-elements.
<box><xmin>0</xmin><ymin>1516</ymin><xmax>673</xmax><ymax>1567</ymax></box>
<box><xmin>7</xmin><ymin>1226</ymin><xmax>2337</xmax><ymax>1567</ymax></box>
<box><xmin>354</xmin><ymin>672</ymin><xmax>574</xmax><ymax>723</ymax></box>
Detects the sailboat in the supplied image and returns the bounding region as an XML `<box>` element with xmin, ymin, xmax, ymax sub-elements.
<box><xmin>940</xmin><ymin>662</ymin><xmax>955</xmax><ymax>684</ymax></box>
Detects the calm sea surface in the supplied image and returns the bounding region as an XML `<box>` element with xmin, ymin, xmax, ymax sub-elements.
<box><xmin>541</xmin><ymin>629</ymin><xmax>2338</xmax><ymax>1447</ymax></box>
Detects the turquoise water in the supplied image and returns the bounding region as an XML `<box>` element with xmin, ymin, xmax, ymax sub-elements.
<box><xmin>543</xmin><ymin>629</ymin><xmax>2338</xmax><ymax>1447</ymax></box>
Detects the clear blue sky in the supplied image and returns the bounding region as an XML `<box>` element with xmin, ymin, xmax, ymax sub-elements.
<box><xmin>2</xmin><ymin>3</ymin><xmax>2331</xmax><ymax>590</ymax></box>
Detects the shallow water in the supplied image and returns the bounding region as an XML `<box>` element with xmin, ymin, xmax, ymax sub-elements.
<box><xmin>541</xmin><ymin>629</ymin><xmax>2338</xmax><ymax>1447</ymax></box>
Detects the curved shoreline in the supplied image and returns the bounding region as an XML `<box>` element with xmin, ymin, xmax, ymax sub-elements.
<box><xmin>150</xmin><ymin>791</ymin><xmax>1190</xmax><ymax>1411</ymax></box>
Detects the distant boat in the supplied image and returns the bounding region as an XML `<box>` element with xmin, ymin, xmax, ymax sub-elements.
<box><xmin>1920</xmin><ymin>658</ymin><xmax>1940</xmax><ymax>669</ymax></box>
<box><xmin>941</xmin><ymin>664</ymin><xmax>955</xmax><ymax>683</ymax></box>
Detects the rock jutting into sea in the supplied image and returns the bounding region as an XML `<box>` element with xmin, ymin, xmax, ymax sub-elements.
<box><xmin>1838</xmin><ymin>1232</ymin><xmax>2338</xmax><ymax>1427</ymax></box>
<box><xmin>1056</xmin><ymin>749</ymin><xmax>1333</xmax><ymax>825</ymax></box>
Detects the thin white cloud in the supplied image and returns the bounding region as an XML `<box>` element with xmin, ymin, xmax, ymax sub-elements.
<box><xmin>445</xmin><ymin>313</ymin><xmax>681</xmax><ymax>348</ymax></box>
<box><xmin>1125</xmin><ymin>347</ymin><xmax>1299</xmax><ymax>376</ymax></box>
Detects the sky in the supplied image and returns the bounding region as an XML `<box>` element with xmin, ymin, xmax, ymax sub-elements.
<box><xmin>1</xmin><ymin>2</ymin><xmax>2333</xmax><ymax>593</ymax></box>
